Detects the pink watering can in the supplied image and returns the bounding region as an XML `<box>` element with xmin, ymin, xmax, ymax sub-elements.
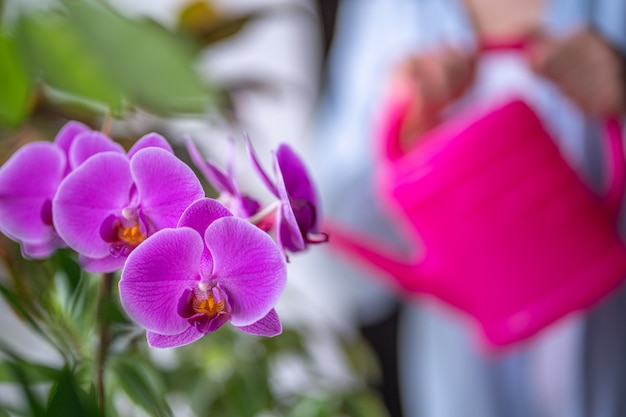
<box><xmin>326</xmin><ymin>44</ymin><xmax>626</xmax><ymax>348</ymax></box>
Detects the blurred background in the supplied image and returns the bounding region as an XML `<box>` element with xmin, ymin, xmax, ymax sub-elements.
<box><xmin>0</xmin><ymin>0</ymin><xmax>396</xmax><ymax>416</ymax></box>
<box><xmin>3</xmin><ymin>0</ymin><xmax>624</xmax><ymax>416</ymax></box>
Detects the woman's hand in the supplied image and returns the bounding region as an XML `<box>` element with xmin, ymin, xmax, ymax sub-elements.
<box><xmin>528</xmin><ymin>28</ymin><xmax>626</xmax><ymax>116</ymax></box>
<box><xmin>388</xmin><ymin>47</ymin><xmax>476</xmax><ymax>149</ymax></box>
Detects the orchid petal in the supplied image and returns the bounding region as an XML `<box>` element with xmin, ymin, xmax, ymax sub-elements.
<box><xmin>276</xmin><ymin>144</ymin><xmax>321</xmax><ymax>233</ymax></box>
<box><xmin>120</xmin><ymin>227</ymin><xmax>204</xmax><ymax>335</ymax></box>
<box><xmin>54</xmin><ymin>121</ymin><xmax>91</xmax><ymax>157</ymax></box>
<box><xmin>236</xmin><ymin>309</ymin><xmax>282</xmax><ymax>337</ymax></box>
<box><xmin>185</xmin><ymin>137</ymin><xmax>236</xmax><ymax>194</ymax></box>
<box><xmin>246</xmin><ymin>137</ymin><xmax>278</xmax><ymax>196</ymax></box>
<box><xmin>131</xmin><ymin>148</ymin><xmax>204</xmax><ymax>230</ymax></box>
<box><xmin>79</xmin><ymin>253</ymin><xmax>126</xmax><ymax>273</ymax></box>
<box><xmin>0</xmin><ymin>142</ymin><xmax>65</xmax><ymax>243</ymax></box>
<box><xmin>177</xmin><ymin>198</ymin><xmax>232</xmax><ymax>234</ymax></box>
<box><xmin>274</xmin><ymin>157</ymin><xmax>305</xmax><ymax>252</ymax></box>
<box><xmin>53</xmin><ymin>152</ymin><xmax>133</xmax><ymax>258</ymax></box>
<box><xmin>128</xmin><ymin>133</ymin><xmax>174</xmax><ymax>159</ymax></box>
<box><xmin>204</xmin><ymin>217</ymin><xmax>286</xmax><ymax>326</ymax></box>
<box><xmin>69</xmin><ymin>131</ymin><xmax>125</xmax><ymax>170</ymax></box>
<box><xmin>146</xmin><ymin>327</ymin><xmax>205</xmax><ymax>349</ymax></box>
<box><xmin>177</xmin><ymin>198</ymin><xmax>232</xmax><ymax>273</ymax></box>
<box><xmin>22</xmin><ymin>237</ymin><xmax>63</xmax><ymax>259</ymax></box>
<box><xmin>276</xmin><ymin>144</ymin><xmax>319</xmax><ymax>211</ymax></box>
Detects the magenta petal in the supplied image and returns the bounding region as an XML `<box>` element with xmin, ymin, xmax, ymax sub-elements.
<box><xmin>246</xmin><ymin>137</ymin><xmax>279</xmax><ymax>196</ymax></box>
<box><xmin>236</xmin><ymin>309</ymin><xmax>282</xmax><ymax>337</ymax></box>
<box><xmin>53</xmin><ymin>152</ymin><xmax>133</xmax><ymax>258</ymax></box>
<box><xmin>120</xmin><ymin>227</ymin><xmax>204</xmax><ymax>335</ymax></box>
<box><xmin>177</xmin><ymin>198</ymin><xmax>232</xmax><ymax>235</ymax></box>
<box><xmin>69</xmin><ymin>131</ymin><xmax>125</xmax><ymax>170</ymax></box>
<box><xmin>185</xmin><ymin>137</ymin><xmax>236</xmax><ymax>194</ymax></box>
<box><xmin>131</xmin><ymin>148</ymin><xmax>204</xmax><ymax>230</ymax></box>
<box><xmin>54</xmin><ymin>121</ymin><xmax>91</xmax><ymax>157</ymax></box>
<box><xmin>22</xmin><ymin>237</ymin><xmax>63</xmax><ymax>259</ymax></box>
<box><xmin>79</xmin><ymin>253</ymin><xmax>126</xmax><ymax>273</ymax></box>
<box><xmin>127</xmin><ymin>133</ymin><xmax>174</xmax><ymax>159</ymax></box>
<box><xmin>204</xmin><ymin>217</ymin><xmax>286</xmax><ymax>326</ymax></box>
<box><xmin>276</xmin><ymin>145</ymin><xmax>319</xmax><ymax>213</ymax></box>
<box><xmin>177</xmin><ymin>198</ymin><xmax>232</xmax><ymax>273</ymax></box>
<box><xmin>274</xmin><ymin>158</ymin><xmax>305</xmax><ymax>252</ymax></box>
<box><xmin>146</xmin><ymin>327</ymin><xmax>205</xmax><ymax>349</ymax></box>
<box><xmin>276</xmin><ymin>204</ymin><xmax>305</xmax><ymax>253</ymax></box>
<box><xmin>0</xmin><ymin>142</ymin><xmax>65</xmax><ymax>243</ymax></box>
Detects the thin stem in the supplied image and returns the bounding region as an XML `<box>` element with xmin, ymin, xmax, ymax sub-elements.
<box><xmin>100</xmin><ymin>111</ymin><xmax>113</xmax><ymax>137</ymax></box>
<box><xmin>247</xmin><ymin>200</ymin><xmax>281</xmax><ymax>225</ymax></box>
<box><xmin>95</xmin><ymin>272</ymin><xmax>114</xmax><ymax>414</ymax></box>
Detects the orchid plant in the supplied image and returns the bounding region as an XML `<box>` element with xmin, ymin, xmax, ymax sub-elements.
<box><xmin>0</xmin><ymin>1</ymin><xmax>390</xmax><ymax>416</ymax></box>
<box><xmin>0</xmin><ymin>120</ymin><xmax>389</xmax><ymax>417</ymax></box>
<box><xmin>0</xmin><ymin>120</ymin><xmax>319</xmax><ymax>343</ymax></box>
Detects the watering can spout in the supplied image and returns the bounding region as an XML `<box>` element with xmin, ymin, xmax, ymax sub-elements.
<box><xmin>324</xmin><ymin>221</ymin><xmax>428</xmax><ymax>294</ymax></box>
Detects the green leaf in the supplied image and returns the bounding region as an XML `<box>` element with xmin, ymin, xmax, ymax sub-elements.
<box><xmin>285</xmin><ymin>396</ymin><xmax>337</xmax><ymax>417</ymax></box>
<box><xmin>15</xmin><ymin>12</ymin><xmax>124</xmax><ymax>113</ymax></box>
<box><xmin>340</xmin><ymin>391</ymin><xmax>390</xmax><ymax>417</ymax></box>
<box><xmin>0</xmin><ymin>29</ymin><xmax>31</xmax><ymax>127</ymax></box>
<box><xmin>0</xmin><ymin>281</ymin><xmax>45</xmax><ymax>337</ymax></box>
<box><xmin>52</xmin><ymin>250</ymin><xmax>82</xmax><ymax>293</ymax></box>
<box><xmin>46</xmin><ymin>368</ymin><xmax>102</xmax><ymax>417</ymax></box>
<box><xmin>0</xmin><ymin>359</ymin><xmax>62</xmax><ymax>384</ymax></box>
<box><xmin>110</xmin><ymin>355</ymin><xmax>173</xmax><ymax>417</ymax></box>
<box><xmin>177</xmin><ymin>1</ymin><xmax>255</xmax><ymax>46</ymax></box>
<box><xmin>65</xmin><ymin>1</ymin><xmax>213</xmax><ymax>115</ymax></box>
<box><xmin>2</xmin><ymin>361</ymin><xmax>47</xmax><ymax>417</ymax></box>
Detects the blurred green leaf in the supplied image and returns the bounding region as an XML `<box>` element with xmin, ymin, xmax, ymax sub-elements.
<box><xmin>110</xmin><ymin>354</ymin><xmax>173</xmax><ymax>417</ymax></box>
<box><xmin>65</xmin><ymin>1</ymin><xmax>213</xmax><ymax>115</ymax></box>
<box><xmin>1</xmin><ymin>360</ymin><xmax>47</xmax><ymax>417</ymax></box>
<box><xmin>340</xmin><ymin>391</ymin><xmax>389</xmax><ymax>417</ymax></box>
<box><xmin>285</xmin><ymin>396</ymin><xmax>336</xmax><ymax>417</ymax></box>
<box><xmin>177</xmin><ymin>1</ymin><xmax>256</xmax><ymax>46</ymax></box>
<box><xmin>52</xmin><ymin>250</ymin><xmax>81</xmax><ymax>293</ymax></box>
<box><xmin>16</xmin><ymin>13</ymin><xmax>124</xmax><ymax>113</ymax></box>
<box><xmin>46</xmin><ymin>368</ymin><xmax>102</xmax><ymax>417</ymax></box>
<box><xmin>0</xmin><ymin>29</ymin><xmax>31</xmax><ymax>127</ymax></box>
<box><xmin>0</xmin><ymin>281</ymin><xmax>45</xmax><ymax>337</ymax></box>
<box><xmin>0</xmin><ymin>359</ymin><xmax>61</xmax><ymax>384</ymax></box>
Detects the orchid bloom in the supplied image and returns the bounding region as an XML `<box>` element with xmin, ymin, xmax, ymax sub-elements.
<box><xmin>186</xmin><ymin>137</ymin><xmax>260</xmax><ymax>218</ymax></box>
<box><xmin>119</xmin><ymin>198</ymin><xmax>286</xmax><ymax>348</ymax></box>
<box><xmin>247</xmin><ymin>141</ymin><xmax>327</xmax><ymax>254</ymax></box>
<box><xmin>53</xmin><ymin>140</ymin><xmax>204</xmax><ymax>273</ymax></box>
<box><xmin>0</xmin><ymin>120</ymin><xmax>98</xmax><ymax>258</ymax></box>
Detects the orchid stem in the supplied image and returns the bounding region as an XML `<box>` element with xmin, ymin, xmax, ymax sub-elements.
<box><xmin>95</xmin><ymin>272</ymin><xmax>114</xmax><ymax>414</ymax></box>
<box><xmin>247</xmin><ymin>200</ymin><xmax>281</xmax><ymax>225</ymax></box>
<box><xmin>100</xmin><ymin>111</ymin><xmax>112</xmax><ymax>137</ymax></box>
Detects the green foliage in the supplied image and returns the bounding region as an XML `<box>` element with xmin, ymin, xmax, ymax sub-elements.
<box><xmin>0</xmin><ymin>0</ymin><xmax>228</xmax><ymax>129</ymax></box>
<box><xmin>16</xmin><ymin>11</ymin><xmax>124</xmax><ymax>114</ymax></box>
<box><xmin>0</xmin><ymin>30</ymin><xmax>31</xmax><ymax>127</ymax></box>
<box><xmin>0</xmin><ymin>229</ymin><xmax>389</xmax><ymax>417</ymax></box>
<box><xmin>63</xmin><ymin>0</ymin><xmax>213</xmax><ymax>115</ymax></box>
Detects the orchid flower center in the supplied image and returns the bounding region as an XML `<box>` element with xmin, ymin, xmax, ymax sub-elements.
<box><xmin>100</xmin><ymin>208</ymin><xmax>148</xmax><ymax>257</ymax></box>
<box><xmin>191</xmin><ymin>285</ymin><xmax>229</xmax><ymax>319</ymax></box>
<box><xmin>118</xmin><ymin>223</ymin><xmax>145</xmax><ymax>247</ymax></box>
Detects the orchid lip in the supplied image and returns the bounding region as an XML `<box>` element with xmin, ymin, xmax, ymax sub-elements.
<box><xmin>100</xmin><ymin>209</ymin><xmax>148</xmax><ymax>257</ymax></box>
<box><xmin>178</xmin><ymin>282</ymin><xmax>231</xmax><ymax>333</ymax></box>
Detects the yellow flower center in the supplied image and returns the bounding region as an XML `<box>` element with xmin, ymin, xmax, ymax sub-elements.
<box><xmin>192</xmin><ymin>293</ymin><xmax>226</xmax><ymax>318</ymax></box>
<box><xmin>118</xmin><ymin>224</ymin><xmax>146</xmax><ymax>247</ymax></box>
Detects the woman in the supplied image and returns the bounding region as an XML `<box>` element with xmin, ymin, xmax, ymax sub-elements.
<box><xmin>314</xmin><ymin>0</ymin><xmax>626</xmax><ymax>416</ymax></box>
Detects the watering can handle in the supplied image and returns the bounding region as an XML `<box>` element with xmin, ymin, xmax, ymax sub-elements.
<box><xmin>481</xmin><ymin>38</ymin><xmax>626</xmax><ymax>213</ymax></box>
<box><xmin>380</xmin><ymin>38</ymin><xmax>626</xmax><ymax>213</ymax></box>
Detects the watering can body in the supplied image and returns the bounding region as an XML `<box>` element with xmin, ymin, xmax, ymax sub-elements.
<box><xmin>328</xmin><ymin>97</ymin><xmax>626</xmax><ymax>347</ymax></box>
